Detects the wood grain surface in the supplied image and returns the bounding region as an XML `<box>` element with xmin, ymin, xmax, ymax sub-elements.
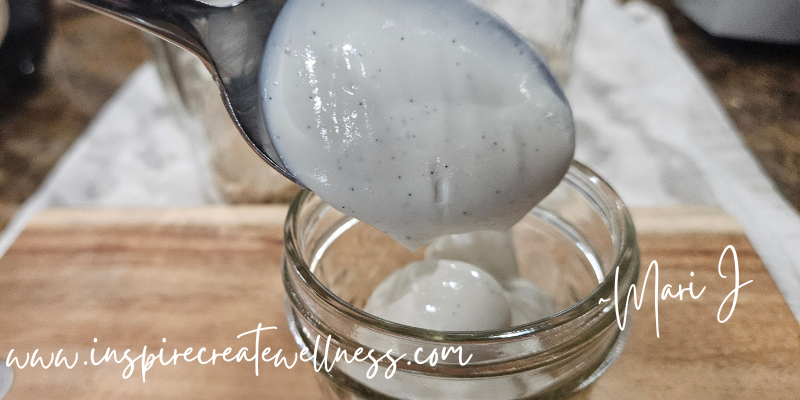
<box><xmin>0</xmin><ymin>206</ymin><xmax>798</xmax><ymax>399</ymax></box>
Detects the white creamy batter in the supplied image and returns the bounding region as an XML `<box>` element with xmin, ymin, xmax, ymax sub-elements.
<box><xmin>260</xmin><ymin>0</ymin><xmax>575</xmax><ymax>250</ymax></box>
<box><xmin>365</xmin><ymin>259</ymin><xmax>513</xmax><ymax>331</ymax></box>
<box><xmin>364</xmin><ymin>230</ymin><xmax>555</xmax><ymax>331</ymax></box>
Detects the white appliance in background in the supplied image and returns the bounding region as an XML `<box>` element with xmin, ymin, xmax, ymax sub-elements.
<box><xmin>675</xmin><ymin>0</ymin><xmax>800</xmax><ymax>44</ymax></box>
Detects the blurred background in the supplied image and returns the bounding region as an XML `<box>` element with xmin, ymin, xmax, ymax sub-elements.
<box><xmin>0</xmin><ymin>0</ymin><xmax>798</xmax><ymax>229</ymax></box>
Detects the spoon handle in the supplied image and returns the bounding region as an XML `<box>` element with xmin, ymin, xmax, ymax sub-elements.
<box><xmin>67</xmin><ymin>0</ymin><xmax>213</xmax><ymax>64</ymax></box>
<box><xmin>68</xmin><ymin>0</ymin><xmax>300</xmax><ymax>186</ymax></box>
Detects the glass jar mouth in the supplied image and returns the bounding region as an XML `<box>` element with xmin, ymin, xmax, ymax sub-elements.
<box><xmin>283</xmin><ymin>160</ymin><xmax>639</xmax><ymax>343</ymax></box>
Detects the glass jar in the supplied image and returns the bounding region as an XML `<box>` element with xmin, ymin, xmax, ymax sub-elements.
<box><xmin>480</xmin><ymin>0</ymin><xmax>585</xmax><ymax>85</ymax></box>
<box><xmin>145</xmin><ymin>35</ymin><xmax>300</xmax><ymax>204</ymax></box>
<box><xmin>282</xmin><ymin>161</ymin><xmax>640</xmax><ymax>399</ymax></box>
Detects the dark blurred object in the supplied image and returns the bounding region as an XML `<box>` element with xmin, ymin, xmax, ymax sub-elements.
<box><xmin>0</xmin><ymin>0</ymin><xmax>51</xmax><ymax>104</ymax></box>
<box><xmin>0</xmin><ymin>3</ymin><xmax>147</xmax><ymax>232</ymax></box>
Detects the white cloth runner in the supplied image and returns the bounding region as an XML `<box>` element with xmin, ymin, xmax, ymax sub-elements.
<box><xmin>568</xmin><ymin>0</ymin><xmax>800</xmax><ymax>321</ymax></box>
<box><xmin>1</xmin><ymin>0</ymin><xmax>798</xmax><ymax>325</ymax></box>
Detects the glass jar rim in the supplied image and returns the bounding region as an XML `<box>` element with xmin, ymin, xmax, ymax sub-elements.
<box><xmin>283</xmin><ymin>160</ymin><xmax>639</xmax><ymax>343</ymax></box>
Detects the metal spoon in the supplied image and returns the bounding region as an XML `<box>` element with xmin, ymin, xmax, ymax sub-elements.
<box><xmin>68</xmin><ymin>0</ymin><xmax>298</xmax><ymax>184</ymax></box>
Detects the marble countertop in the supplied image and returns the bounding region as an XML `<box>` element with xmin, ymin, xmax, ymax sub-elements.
<box><xmin>0</xmin><ymin>0</ymin><xmax>798</xmax><ymax>232</ymax></box>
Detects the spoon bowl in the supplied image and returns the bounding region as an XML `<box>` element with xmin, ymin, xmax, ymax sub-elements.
<box><xmin>69</xmin><ymin>0</ymin><xmax>297</xmax><ymax>184</ymax></box>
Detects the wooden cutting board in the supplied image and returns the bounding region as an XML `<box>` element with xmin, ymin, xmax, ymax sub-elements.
<box><xmin>0</xmin><ymin>206</ymin><xmax>798</xmax><ymax>399</ymax></box>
